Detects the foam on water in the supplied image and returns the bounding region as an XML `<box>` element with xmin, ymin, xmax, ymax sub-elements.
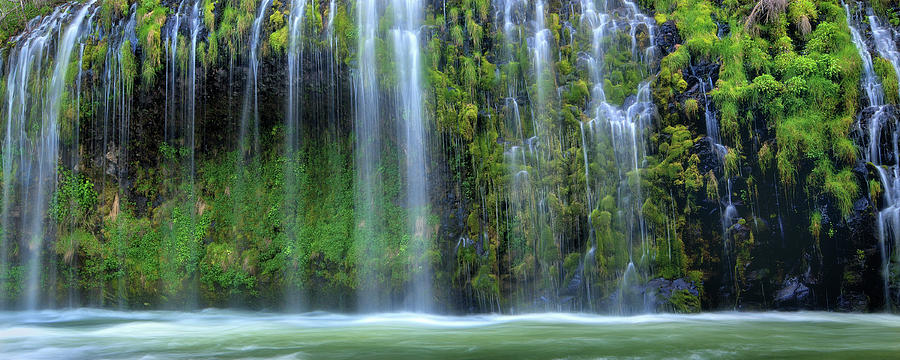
<box><xmin>1</xmin><ymin>310</ymin><xmax>898</xmax><ymax>359</ymax></box>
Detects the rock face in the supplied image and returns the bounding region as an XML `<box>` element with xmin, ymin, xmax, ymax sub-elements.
<box><xmin>774</xmin><ymin>276</ymin><xmax>814</xmax><ymax>310</ymax></box>
<box><xmin>857</xmin><ymin>104</ymin><xmax>899</xmax><ymax>166</ymax></box>
<box><xmin>649</xmin><ymin>277</ymin><xmax>700</xmax><ymax>298</ymax></box>
<box><xmin>692</xmin><ymin>136</ymin><xmax>724</xmax><ymax>176</ymax></box>
<box><xmin>647</xmin><ymin>277</ymin><xmax>701</xmax><ymax>312</ymax></box>
<box><xmin>656</xmin><ymin>20</ymin><xmax>681</xmax><ymax>56</ymax></box>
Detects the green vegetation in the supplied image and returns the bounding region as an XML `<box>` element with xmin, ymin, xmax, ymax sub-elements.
<box><xmin>0</xmin><ymin>0</ymin><xmax>54</xmax><ymax>44</ymax></box>
<box><xmin>0</xmin><ymin>0</ymin><xmax>887</xmax><ymax>312</ymax></box>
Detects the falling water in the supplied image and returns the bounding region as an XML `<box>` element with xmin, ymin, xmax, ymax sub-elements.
<box><xmin>240</xmin><ymin>0</ymin><xmax>274</xmax><ymax>158</ymax></box>
<box><xmin>165</xmin><ymin>1</ymin><xmax>186</xmax><ymax>143</ymax></box>
<box><xmin>693</xmin><ymin>72</ymin><xmax>736</xmax><ymax>249</ymax></box>
<box><xmin>578</xmin><ymin>0</ymin><xmax>656</xmax><ymax>313</ymax></box>
<box><xmin>697</xmin><ymin>71</ymin><xmax>738</xmax><ymax>303</ymax></box>
<box><xmin>282</xmin><ymin>0</ymin><xmax>309</xmax><ymax>310</ymax></box>
<box><xmin>324</xmin><ymin>0</ymin><xmax>342</xmax><ymax>138</ymax></box>
<box><xmin>355</xmin><ymin>0</ymin><xmax>383</xmax><ymax>312</ymax></box>
<box><xmin>391</xmin><ymin>0</ymin><xmax>432</xmax><ymax>312</ymax></box>
<box><xmin>188</xmin><ymin>0</ymin><xmax>201</xmax><ymax>181</ymax></box>
<box><xmin>532</xmin><ymin>0</ymin><xmax>551</xmax><ymax>138</ymax></box>
<box><xmin>846</xmin><ymin>3</ymin><xmax>900</xmax><ymax>308</ymax></box>
<box><xmin>161</xmin><ymin>0</ymin><xmax>205</xmax><ymax>308</ymax></box>
<box><xmin>286</xmin><ymin>0</ymin><xmax>307</xmax><ymax>153</ymax></box>
<box><xmin>164</xmin><ymin>0</ymin><xmax>202</xmax><ymax>173</ymax></box>
<box><xmin>499</xmin><ymin>0</ymin><xmax>562</xmax><ymax>311</ymax></box>
<box><xmin>1</xmin><ymin>1</ymin><xmax>94</xmax><ymax>309</ymax></box>
<box><xmin>100</xmin><ymin>6</ymin><xmax>137</xmax><ymax>196</ymax></box>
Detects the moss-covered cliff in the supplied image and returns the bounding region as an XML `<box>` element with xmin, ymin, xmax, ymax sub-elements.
<box><xmin>0</xmin><ymin>0</ymin><xmax>894</xmax><ymax>313</ymax></box>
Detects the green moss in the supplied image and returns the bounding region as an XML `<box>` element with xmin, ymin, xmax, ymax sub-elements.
<box><xmin>874</xmin><ymin>57</ymin><xmax>900</xmax><ymax>104</ymax></box>
<box><xmin>51</xmin><ymin>169</ymin><xmax>98</xmax><ymax>226</ymax></box>
<box><xmin>120</xmin><ymin>40</ymin><xmax>137</xmax><ymax>96</ymax></box>
<box><xmin>667</xmin><ymin>289</ymin><xmax>700</xmax><ymax>313</ymax></box>
<box><xmin>564</xmin><ymin>80</ymin><xmax>590</xmax><ymax>108</ymax></box>
<box><xmin>136</xmin><ymin>0</ymin><xmax>169</xmax><ymax>87</ymax></box>
<box><xmin>204</xmin><ymin>0</ymin><xmax>216</xmax><ymax>31</ymax></box>
<box><xmin>269</xmin><ymin>25</ymin><xmax>288</xmax><ymax>54</ymax></box>
<box><xmin>683</xmin><ymin>98</ymin><xmax>699</xmax><ymax>119</ymax></box>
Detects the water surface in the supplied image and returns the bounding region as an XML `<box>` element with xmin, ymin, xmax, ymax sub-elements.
<box><xmin>1</xmin><ymin>310</ymin><xmax>898</xmax><ymax>359</ymax></box>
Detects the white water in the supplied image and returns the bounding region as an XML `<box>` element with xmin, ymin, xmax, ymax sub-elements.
<box><xmin>579</xmin><ymin>0</ymin><xmax>656</xmax><ymax>313</ymax></box>
<box><xmin>0</xmin><ymin>309</ymin><xmax>897</xmax><ymax>359</ymax></box>
<box><xmin>355</xmin><ymin>0</ymin><xmax>384</xmax><ymax>311</ymax></box>
<box><xmin>391</xmin><ymin>0</ymin><xmax>432</xmax><ymax>312</ymax></box>
<box><xmin>240</xmin><ymin>0</ymin><xmax>274</xmax><ymax>158</ymax></box>
<box><xmin>846</xmin><ymin>3</ymin><xmax>900</xmax><ymax>308</ymax></box>
<box><xmin>695</xmin><ymin>72</ymin><xmax>738</xmax><ymax>296</ymax></box>
<box><xmin>0</xmin><ymin>2</ymin><xmax>95</xmax><ymax>310</ymax></box>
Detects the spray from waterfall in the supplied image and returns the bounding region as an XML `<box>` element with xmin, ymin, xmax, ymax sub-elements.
<box><xmin>578</xmin><ymin>0</ymin><xmax>656</xmax><ymax>313</ymax></box>
<box><xmin>845</xmin><ymin>2</ymin><xmax>900</xmax><ymax>309</ymax></box>
<box><xmin>1</xmin><ymin>1</ymin><xmax>94</xmax><ymax>310</ymax></box>
<box><xmin>391</xmin><ymin>0</ymin><xmax>432</xmax><ymax>312</ymax></box>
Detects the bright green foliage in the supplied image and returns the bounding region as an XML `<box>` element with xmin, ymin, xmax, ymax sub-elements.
<box><xmin>643</xmin><ymin>0</ymin><xmax>867</xmax><ymax>309</ymax></box>
<box><xmin>667</xmin><ymin>289</ymin><xmax>700</xmax><ymax>313</ymax></box>
<box><xmin>136</xmin><ymin>0</ymin><xmax>168</xmax><ymax>86</ymax></box>
<box><xmin>269</xmin><ymin>25</ymin><xmax>288</xmax><ymax>54</ymax></box>
<box><xmin>51</xmin><ymin>170</ymin><xmax>98</xmax><ymax>226</ymax></box>
<box><xmin>874</xmin><ymin>57</ymin><xmax>900</xmax><ymax>104</ymax></box>
<box><xmin>1</xmin><ymin>0</ymin><xmax>882</xmax><ymax>312</ymax></box>
<box><xmin>120</xmin><ymin>40</ymin><xmax>137</xmax><ymax>95</ymax></box>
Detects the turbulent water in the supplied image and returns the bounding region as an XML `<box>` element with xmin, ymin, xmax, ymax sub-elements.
<box><xmin>0</xmin><ymin>310</ymin><xmax>897</xmax><ymax>359</ymax></box>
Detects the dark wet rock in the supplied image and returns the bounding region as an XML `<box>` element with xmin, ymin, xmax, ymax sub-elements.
<box><xmin>648</xmin><ymin>277</ymin><xmax>700</xmax><ymax>298</ymax></box>
<box><xmin>857</xmin><ymin>105</ymin><xmax>900</xmax><ymax>167</ymax></box>
<box><xmin>691</xmin><ymin>137</ymin><xmax>723</xmax><ymax>176</ymax></box>
<box><xmin>837</xmin><ymin>293</ymin><xmax>869</xmax><ymax>312</ymax></box>
<box><xmin>677</xmin><ymin>61</ymin><xmax>721</xmax><ymax>131</ymax></box>
<box><xmin>853</xmin><ymin>160</ymin><xmax>869</xmax><ymax>176</ymax></box>
<box><xmin>563</xmin><ymin>270</ymin><xmax>584</xmax><ymax>295</ymax></box>
<box><xmin>774</xmin><ymin>276</ymin><xmax>815</xmax><ymax>309</ymax></box>
<box><xmin>656</xmin><ymin>20</ymin><xmax>681</xmax><ymax>56</ymax></box>
<box><xmin>647</xmin><ymin>277</ymin><xmax>701</xmax><ymax>312</ymax></box>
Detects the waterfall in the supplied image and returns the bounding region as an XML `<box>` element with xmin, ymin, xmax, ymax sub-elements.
<box><xmin>578</xmin><ymin>0</ymin><xmax>656</xmax><ymax>313</ymax></box>
<box><xmin>0</xmin><ymin>1</ymin><xmax>94</xmax><ymax>309</ymax></box>
<box><xmin>498</xmin><ymin>0</ymin><xmax>563</xmax><ymax>312</ymax></box>
<box><xmin>355</xmin><ymin>0</ymin><xmax>383</xmax><ymax>312</ymax></box>
<box><xmin>164</xmin><ymin>0</ymin><xmax>202</xmax><ymax>174</ymax></box>
<box><xmin>240</xmin><ymin>0</ymin><xmax>274</xmax><ymax>159</ymax></box>
<box><xmin>282</xmin><ymin>0</ymin><xmax>308</xmax><ymax>310</ymax></box>
<box><xmin>696</xmin><ymin>71</ymin><xmax>738</xmax><ymax>303</ymax></box>
<box><xmin>188</xmin><ymin>1</ymin><xmax>201</xmax><ymax>183</ymax></box>
<box><xmin>101</xmin><ymin>6</ymin><xmax>137</xmax><ymax>192</ymax></box>
<box><xmin>391</xmin><ymin>0</ymin><xmax>432</xmax><ymax>312</ymax></box>
<box><xmin>846</xmin><ymin>3</ymin><xmax>900</xmax><ymax>309</ymax></box>
<box><xmin>532</xmin><ymin>0</ymin><xmax>551</xmax><ymax>138</ymax></box>
<box><xmin>287</xmin><ymin>0</ymin><xmax>307</xmax><ymax>154</ymax></box>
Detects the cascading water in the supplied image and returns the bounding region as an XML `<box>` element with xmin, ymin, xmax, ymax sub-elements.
<box><xmin>164</xmin><ymin>0</ymin><xmax>202</xmax><ymax>175</ymax></box>
<box><xmin>283</xmin><ymin>0</ymin><xmax>309</xmax><ymax>310</ymax></box>
<box><xmin>0</xmin><ymin>1</ymin><xmax>94</xmax><ymax>309</ymax></box>
<box><xmin>286</xmin><ymin>0</ymin><xmax>308</xmax><ymax>153</ymax></box>
<box><xmin>692</xmin><ymin>71</ymin><xmax>738</xmax><ymax>300</ymax></box>
<box><xmin>187</xmin><ymin>0</ymin><xmax>201</xmax><ymax>181</ymax></box>
<box><xmin>578</xmin><ymin>0</ymin><xmax>656</xmax><ymax>313</ymax></box>
<box><xmin>532</xmin><ymin>0</ymin><xmax>551</xmax><ymax>138</ymax></box>
<box><xmin>161</xmin><ymin>0</ymin><xmax>205</xmax><ymax>308</ymax></box>
<box><xmin>391</xmin><ymin>0</ymin><xmax>432</xmax><ymax>312</ymax></box>
<box><xmin>240</xmin><ymin>0</ymin><xmax>274</xmax><ymax>158</ymax></box>
<box><xmin>324</xmin><ymin>0</ymin><xmax>340</xmax><ymax>137</ymax></box>
<box><xmin>500</xmin><ymin>0</ymin><xmax>563</xmax><ymax>312</ymax></box>
<box><xmin>100</xmin><ymin>6</ymin><xmax>137</xmax><ymax>191</ymax></box>
<box><xmin>846</xmin><ymin>3</ymin><xmax>900</xmax><ymax>309</ymax></box>
<box><xmin>355</xmin><ymin>0</ymin><xmax>384</xmax><ymax>312</ymax></box>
